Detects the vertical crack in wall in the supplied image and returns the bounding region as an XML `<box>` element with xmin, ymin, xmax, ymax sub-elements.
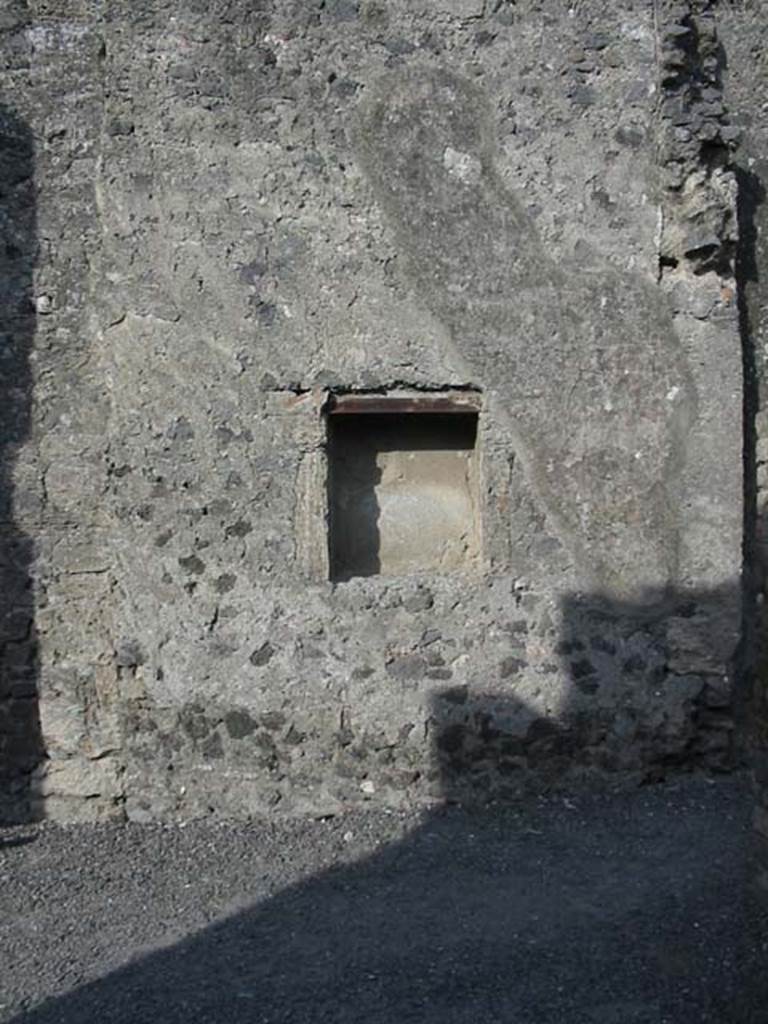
<box><xmin>716</xmin><ymin>0</ymin><xmax>768</xmax><ymax>904</ymax></box>
<box><xmin>735</xmin><ymin>162</ymin><xmax>762</xmax><ymax>743</ymax></box>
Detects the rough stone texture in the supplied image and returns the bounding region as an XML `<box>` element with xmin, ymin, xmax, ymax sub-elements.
<box><xmin>0</xmin><ymin>0</ymin><xmax>743</xmax><ymax>822</ymax></box>
<box><xmin>716</xmin><ymin>0</ymin><xmax>768</xmax><ymax>906</ymax></box>
<box><xmin>0</xmin><ymin>3</ymin><xmax>121</xmax><ymax>822</ymax></box>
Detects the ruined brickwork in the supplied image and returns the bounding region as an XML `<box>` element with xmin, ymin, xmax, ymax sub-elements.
<box><xmin>0</xmin><ymin>0</ymin><xmax>750</xmax><ymax>823</ymax></box>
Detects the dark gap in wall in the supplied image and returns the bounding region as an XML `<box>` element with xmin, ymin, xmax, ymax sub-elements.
<box><xmin>0</xmin><ymin>105</ymin><xmax>42</xmax><ymax>823</ymax></box>
<box><xmin>734</xmin><ymin>162</ymin><xmax>766</xmax><ymax>741</ymax></box>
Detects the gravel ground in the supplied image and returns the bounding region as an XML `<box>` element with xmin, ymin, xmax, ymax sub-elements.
<box><xmin>1</xmin><ymin>773</ymin><xmax>766</xmax><ymax>1024</ymax></box>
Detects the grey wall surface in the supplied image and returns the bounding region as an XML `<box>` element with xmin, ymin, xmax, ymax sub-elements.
<box><xmin>0</xmin><ymin>0</ymin><xmax>746</xmax><ymax>822</ymax></box>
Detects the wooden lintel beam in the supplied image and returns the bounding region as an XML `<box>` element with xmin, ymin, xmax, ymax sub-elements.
<box><xmin>327</xmin><ymin>393</ymin><xmax>481</xmax><ymax>415</ymax></box>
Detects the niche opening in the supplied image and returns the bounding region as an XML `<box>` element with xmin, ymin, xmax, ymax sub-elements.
<box><xmin>326</xmin><ymin>393</ymin><xmax>481</xmax><ymax>581</ymax></box>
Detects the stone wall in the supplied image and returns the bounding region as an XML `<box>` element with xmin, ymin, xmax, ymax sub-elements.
<box><xmin>0</xmin><ymin>0</ymin><xmax>744</xmax><ymax>822</ymax></box>
<box><xmin>0</xmin><ymin>2</ymin><xmax>120</xmax><ymax>821</ymax></box>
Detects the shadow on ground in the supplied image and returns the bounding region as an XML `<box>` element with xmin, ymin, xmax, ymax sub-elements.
<box><xmin>4</xmin><ymin>781</ymin><xmax>767</xmax><ymax>1024</ymax></box>
<box><xmin>4</xmin><ymin>746</ymin><xmax>766</xmax><ymax>1023</ymax></box>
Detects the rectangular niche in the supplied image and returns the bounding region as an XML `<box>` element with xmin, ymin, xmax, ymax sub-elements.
<box><xmin>326</xmin><ymin>392</ymin><xmax>481</xmax><ymax>581</ymax></box>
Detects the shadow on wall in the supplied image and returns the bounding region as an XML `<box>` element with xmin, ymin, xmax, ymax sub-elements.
<box><xmin>736</xmin><ymin>162</ymin><xmax>767</xmax><ymax>726</ymax></box>
<box><xmin>8</xmin><ymin>584</ymin><xmax>767</xmax><ymax>1024</ymax></box>
<box><xmin>736</xmin><ymin>158</ymin><xmax>768</xmax><ymax>904</ymax></box>
<box><xmin>0</xmin><ymin>105</ymin><xmax>43</xmax><ymax>822</ymax></box>
<box><xmin>327</xmin><ymin>412</ymin><xmax>383</xmax><ymax>580</ymax></box>
<box><xmin>433</xmin><ymin>585</ymin><xmax>742</xmax><ymax>805</ymax></box>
